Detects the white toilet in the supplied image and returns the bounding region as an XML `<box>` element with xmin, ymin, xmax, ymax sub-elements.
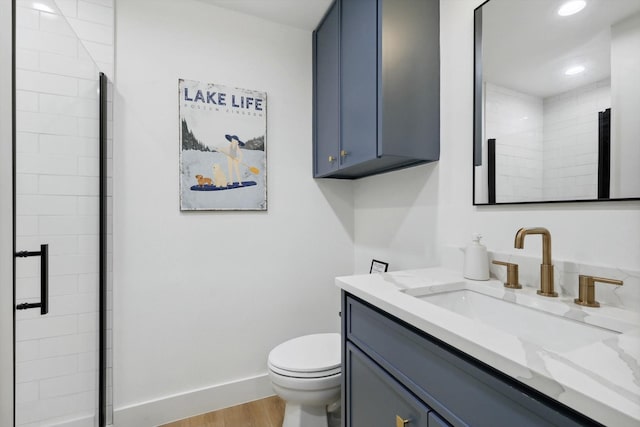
<box><xmin>267</xmin><ymin>333</ymin><xmax>341</xmax><ymax>427</ymax></box>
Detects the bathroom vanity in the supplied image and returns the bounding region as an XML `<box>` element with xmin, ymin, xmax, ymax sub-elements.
<box><xmin>337</xmin><ymin>268</ymin><xmax>640</xmax><ymax>427</ymax></box>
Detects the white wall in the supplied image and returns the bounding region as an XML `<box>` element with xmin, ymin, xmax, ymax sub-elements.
<box><xmin>354</xmin><ymin>162</ymin><xmax>440</xmax><ymax>272</ymax></box>
<box><xmin>354</xmin><ymin>0</ymin><xmax>640</xmax><ymax>275</ymax></box>
<box><xmin>113</xmin><ymin>0</ymin><xmax>354</xmax><ymax>424</ymax></box>
<box><xmin>611</xmin><ymin>11</ymin><xmax>640</xmax><ymax>198</ymax></box>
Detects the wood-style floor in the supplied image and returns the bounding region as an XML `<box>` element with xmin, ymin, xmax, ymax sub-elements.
<box><xmin>160</xmin><ymin>396</ymin><xmax>285</xmax><ymax>427</ymax></box>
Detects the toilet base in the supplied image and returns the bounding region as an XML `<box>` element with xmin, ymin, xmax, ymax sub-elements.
<box><xmin>282</xmin><ymin>402</ymin><xmax>328</xmax><ymax>427</ymax></box>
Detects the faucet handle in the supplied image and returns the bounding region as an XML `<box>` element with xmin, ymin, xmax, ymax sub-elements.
<box><xmin>574</xmin><ymin>275</ymin><xmax>623</xmax><ymax>308</ymax></box>
<box><xmin>492</xmin><ymin>260</ymin><xmax>522</xmax><ymax>289</ymax></box>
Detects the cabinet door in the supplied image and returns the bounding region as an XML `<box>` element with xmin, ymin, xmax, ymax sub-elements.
<box><xmin>428</xmin><ymin>412</ymin><xmax>451</xmax><ymax>427</ymax></box>
<box><xmin>313</xmin><ymin>1</ymin><xmax>340</xmax><ymax>177</ymax></box>
<box><xmin>379</xmin><ymin>0</ymin><xmax>440</xmax><ymax>160</ymax></box>
<box><xmin>346</xmin><ymin>343</ymin><xmax>429</xmax><ymax>427</ymax></box>
<box><xmin>340</xmin><ymin>0</ymin><xmax>378</xmax><ymax>168</ymax></box>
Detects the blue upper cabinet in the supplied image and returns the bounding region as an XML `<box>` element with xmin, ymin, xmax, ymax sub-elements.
<box><xmin>313</xmin><ymin>1</ymin><xmax>340</xmax><ymax>177</ymax></box>
<box><xmin>340</xmin><ymin>0</ymin><xmax>378</xmax><ymax>169</ymax></box>
<box><xmin>313</xmin><ymin>0</ymin><xmax>440</xmax><ymax>179</ymax></box>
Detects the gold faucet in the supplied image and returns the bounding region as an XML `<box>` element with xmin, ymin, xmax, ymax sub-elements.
<box><xmin>575</xmin><ymin>275</ymin><xmax>623</xmax><ymax>307</ymax></box>
<box><xmin>514</xmin><ymin>227</ymin><xmax>557</xmax><ymax>297</ymax></box>
<box><xmin>492</xmin><ymin>260</ymin><xmax>522</xmax><ymax>289</ymax></box>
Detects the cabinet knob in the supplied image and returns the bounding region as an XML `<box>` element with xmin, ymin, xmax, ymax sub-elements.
<box><xmin>328</xmin><ymin>155</ymin><xmax>336</xmax><ymax>163</ymax></box>
<box><xmin>396</xmin><ymin>415</ymin><xmax>410</xmax><ymax>427</ymax></box>
<box><xmin>340</xmin><ymin>150</ymin><xmax>349</xmax><ymax>157</ymax></box>
<box><xmin>575</xmin><ymin>275</ymin><xmax>623</xmax><ymax>308</ymax></box>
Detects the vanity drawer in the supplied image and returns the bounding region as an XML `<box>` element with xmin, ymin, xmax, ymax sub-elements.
<box><xmin>346</xmin><ymin>342</ymin><xmax>432</xmax><ymax>427</ymax></box>
<box><xmin>344</xmin><ymin>293</ymin><xmax>599</xmax><ymax>427</ymax></box>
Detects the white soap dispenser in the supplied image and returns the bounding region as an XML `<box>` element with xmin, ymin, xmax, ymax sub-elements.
<box><xmin>463</xmin><ymin>233</ymin><xmax>490</xmax><ymax>280</ymax></box>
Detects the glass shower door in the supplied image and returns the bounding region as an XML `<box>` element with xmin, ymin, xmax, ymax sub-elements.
<box><xmin>14</xmin><ymin>2</ymin><xmax>104</xmax><ymax>426</ymax></box>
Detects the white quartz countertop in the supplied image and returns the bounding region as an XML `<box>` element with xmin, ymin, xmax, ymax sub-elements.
<box><xmin>336</xmin><ymin>267</ymin><xmax>640</xmax><ymax>427</ymax></box>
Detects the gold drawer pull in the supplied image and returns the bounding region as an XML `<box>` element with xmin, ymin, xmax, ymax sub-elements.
<box><xmin>396</xmin><ymin>415</ymin><xmax>410</xmax><ymax>427</ymax></box>
<box><xmin>340</xmin><ymin>149</ymin><xmax>349</xmax><ymax>157</ymax></box>
<box><xmin>328</xmin><ymin>155</ymin><xmax>336</xmax><ymax>163</ymax></box>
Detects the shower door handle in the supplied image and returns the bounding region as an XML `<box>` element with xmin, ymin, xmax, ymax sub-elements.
<box><xmin>15</xmin><ymin>244</ymin><xmax>49</xmax><ymax>315</ymax></box>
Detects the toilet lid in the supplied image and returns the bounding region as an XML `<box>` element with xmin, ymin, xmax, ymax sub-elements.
<box><xmin>268</xmin><ymin>333</ymin><xmax>341</xmax><ymax>375</ymax></box>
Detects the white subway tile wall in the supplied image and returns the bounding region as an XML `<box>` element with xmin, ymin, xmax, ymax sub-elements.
<box><xmin>485</xmin><ymin>80</ymin><xmax>611</xmax><ymax>202</ymax></box>
<box><xmin>485</xmin><ymin>82</ymin><xmax>544</xmax><ymax>202</ymax></box>
<box><xmin>543</xmin><ymin>79</ymin><xmax>610</xmax><ymax>200</ymax></box>
<box><xmin>15</xmin><ymin>0</ymin><xmax>113</xmax><ymax>425</ymax></box>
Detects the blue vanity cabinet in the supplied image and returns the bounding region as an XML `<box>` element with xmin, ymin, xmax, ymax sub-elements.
<box><xmin>342</xmin><ymin>292</ymin><xmax>601</xmax><ymax>427</ymax></box>
<box><xmin>428</xmin><ymin>412</ymin><xmax>451</xmax><ymax>427</ymax></box>
<box><xmin>313</xmin><ymin>0</ymin><xmax>440</xmax><ymax>179</ymax></box>
<box><xmin>346</xmin><ymin>343</ymin><xmax>431</xmax><ymax>426</ymax></box>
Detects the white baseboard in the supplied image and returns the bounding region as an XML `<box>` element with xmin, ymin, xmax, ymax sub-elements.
<box><xmin>49</xmin><ymin>415</ymin><xmax>95</xmax><ymax>427</ymax></box>
<box><xmin>113</xmin><ymin>373</ymin><xmax>274</xmax><ymax>427</ymax></box>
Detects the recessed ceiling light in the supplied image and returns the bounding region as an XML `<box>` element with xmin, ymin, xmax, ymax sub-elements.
<box><xmin>558</xmin><ymin>1</ymin><xmax>586</xmax><ymax>17</ymax></box>
<box><xmin>565</xmin><ymin>65</ymin><xmax>585</xmax><ymax>75</ymax></box>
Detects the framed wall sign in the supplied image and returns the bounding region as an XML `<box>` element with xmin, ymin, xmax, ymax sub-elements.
<box><xmin>179</xmin><ymin>79</ymin><xmax>267</xmax><ymax>210</ymax></box>
<box><xmin>370</xmin><ymin>260</ymin><xmax>389</xmax><ymax>274</ymax></box>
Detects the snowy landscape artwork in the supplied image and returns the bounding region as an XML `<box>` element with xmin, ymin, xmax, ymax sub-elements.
<box><xmin>179</xmin><ymin>79</ymin><xmax>267</xmax><ymax>210</ymax></box>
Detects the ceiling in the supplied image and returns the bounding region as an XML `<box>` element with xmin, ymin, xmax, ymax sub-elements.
<box><xmin>482</xmin><ymin>0</ymin><xmax>640</xmax><ymax>98</ymax></box>
<box><xmin>198</xmin><ymin>0</ymin><xmax>640</xmax><ymax>100</ymax></box>
<box><xmin>197</xmin><ymin>0</ymin><xmax>334</xmax><ymax>31</ymax></box>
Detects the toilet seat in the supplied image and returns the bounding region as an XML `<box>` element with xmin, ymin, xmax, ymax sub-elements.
<box><xmin>269</xmin><ymin>363</ymin><xmax>341</xmax><ymax>378</ymax></box>
<box><xmin>268</xmin><ymin>369</ymin><xmax>342</xmax><ymax>393</ymax></box>
<box><xmin>268</xmin><ymin>333</ymin><xmax>341</xmax><ymax>379</ymax></box>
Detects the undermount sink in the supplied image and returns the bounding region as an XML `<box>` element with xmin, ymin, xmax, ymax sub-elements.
<box><xmin>403</xmin><ymin>283</ymin><xmax>628</xmax><ymax>353</ymax></box>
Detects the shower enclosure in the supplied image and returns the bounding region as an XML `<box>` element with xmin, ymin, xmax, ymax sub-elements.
<box><xmin>12</xmin><ymin>1</ymin><xmax>111</xmax><ymax>425</ymax></box>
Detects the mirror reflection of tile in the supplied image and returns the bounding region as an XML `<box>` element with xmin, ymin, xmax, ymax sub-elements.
<box><xmin>474</xmin><ymin>0</ymin><xmax>640</xmax><ymax>204</ymax></box>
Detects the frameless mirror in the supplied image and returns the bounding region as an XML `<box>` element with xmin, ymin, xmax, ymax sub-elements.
<box><xmin>474</xmin><ymin>0</ymin><xmax>640</xmax><ymax>204</ymax></box>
